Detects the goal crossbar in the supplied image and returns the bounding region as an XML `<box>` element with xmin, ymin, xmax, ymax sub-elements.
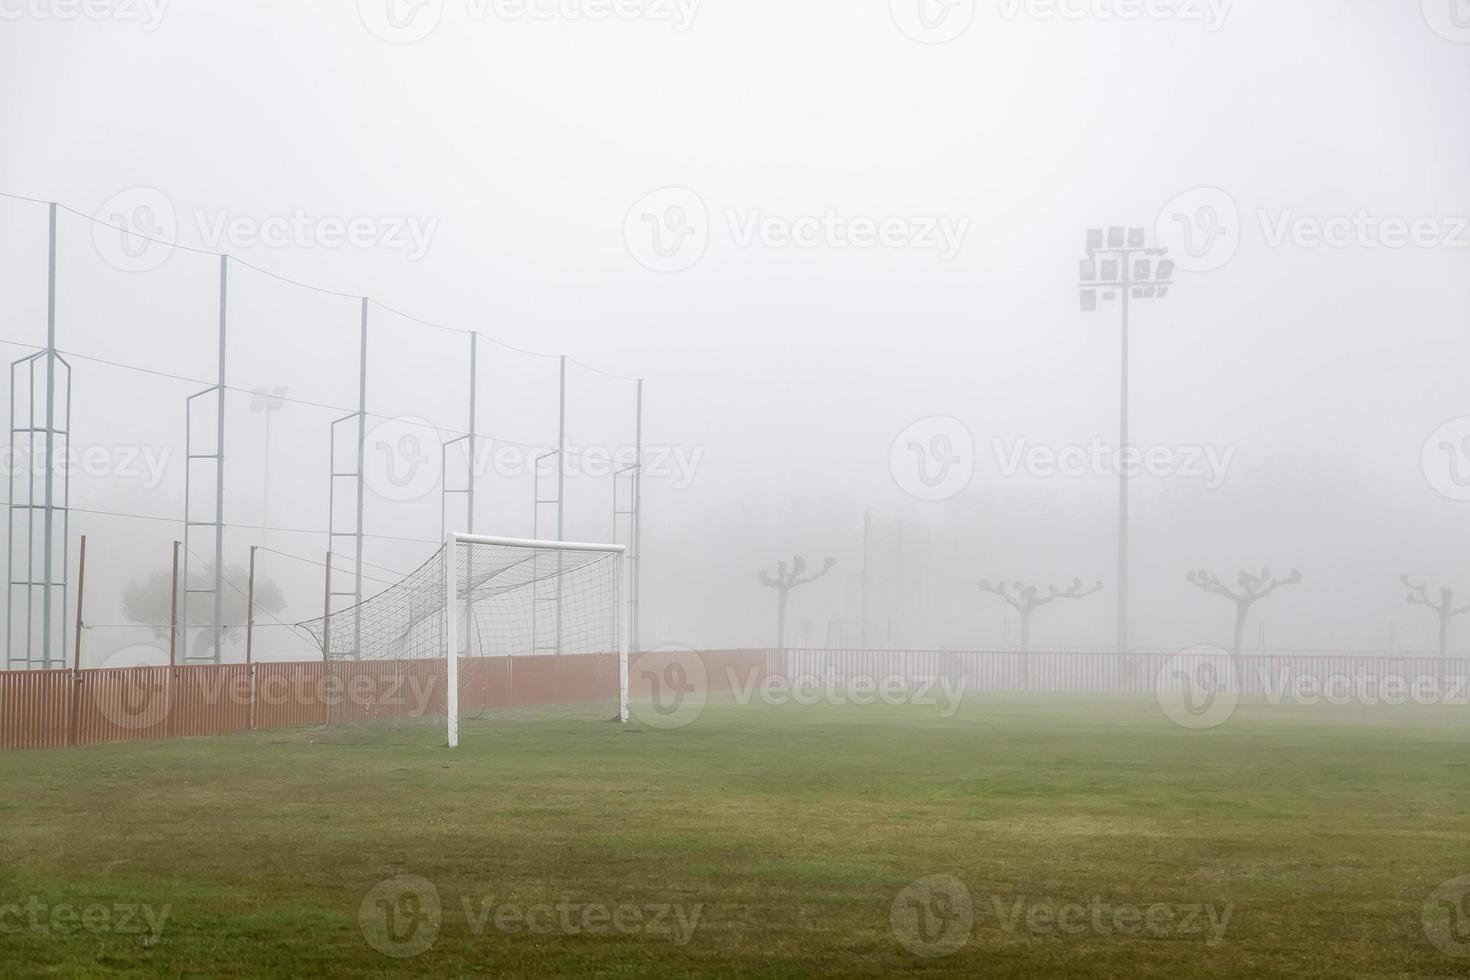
<box><xmin>444</xmin><ymin>533</ymin><xmax>629</xmax><ymax>748</ymax></box>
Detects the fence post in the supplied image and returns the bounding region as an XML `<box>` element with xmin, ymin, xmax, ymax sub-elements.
<box><xmin>323</xmin><ymin>551</ymin><xmax>332</xmax><ymax>727</ymax></box>
<box><xmin>67</xmin><ymin>534</ymin><xmax>86</xmax><ymax>747</ymax></box>
<box><xmin>246</xmin><ymin>545</ymin><xmax>256</xmax><ymax>730</ymax></box>
<box><xmin>167</xmin><ymin>540</ymin><xmax>179</xmax><ymax>738</ymax></box>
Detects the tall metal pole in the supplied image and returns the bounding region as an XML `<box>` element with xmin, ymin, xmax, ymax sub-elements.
<box><xmin>445</xmin><ymin>534</ymin><xmax>459</xmax><ymax>748</ymax></box>
<box><xmin>354</xmin><ymin>298</ymin><xmax>368</xmax><ymax>657</ymax></box>
<box><xmin>467</xmin><ymin>333</ymin><xmax>477</xmax><ymax>535</ymax></box>
<box><xmin>213</xmin><ymin>255</ymin><xmax>228</xmax><ymax>664</ymax></box>
<box><xmin>464</xmin><ymin>334</ymin><xmax>477</xmax><ymax>653</ymax></box>
<box><xmin>246</xmin><ymin>544</ymin><xmax>256</xmax><ymax>729</ymax></box>
<box><xmin>322</xmin><ymin>550</ymin><xmax>332</xmax><ymax>727</ymax></box>
<box><xmin>68</xmin><ymin>534</ymin><xmax>86</xmax><ymax>747</ymax></box>
<box><xmin>41</xmin><ymin>203</ymin><xmax>57</xmax><ymax>668</ymax></box>
<box><xmin>1117</xmin><ymin>259</ymin><xmax>1131</xmax><ymax>656</ymax></box>
<box><xmin>861</xmin><ymin>511</ymin><xmax>871</xmax><ymax>650</ymax></box>
<box><xmin>556</xmin><ymin>355</ymin><xmax>565</xmax><ymax>657</ymax></box>
<box><xmin>322</xmin><ymin>552</ymin><xmax>333</xmax><ymax>658</ymax></box>
<box><xmin>632</xmin><ymin>378</ymin><xmax>643</xmax><ymax>652</ymax></box>
<box><xmin>168</xmin><ymin>542</ymin><xmax>180</xmax><ymax>668</ymax></box>
<box><xmin>71</xmin><ymin>534</ymin><xmax>86</xmax><ymax>671</ymax></box>
<box><xmin>167</xmin><ymin>540</ymin><xmax>179</xmax><ymax>738</ymax></box>
<box><xmin>245</xmin><ymin>545</ymin><xmax>256</xmax><ymax>666</ymax></box>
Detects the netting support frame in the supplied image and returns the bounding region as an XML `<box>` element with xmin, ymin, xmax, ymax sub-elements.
<box><xmin>444</xmin><ymin>533</ymin><xmax>628</xmax><ymax>748</ymax></box>
<box><xmin>6</xmin><ymin>204</ymin><xmax>72</xmax><ymax>670</ymax></box>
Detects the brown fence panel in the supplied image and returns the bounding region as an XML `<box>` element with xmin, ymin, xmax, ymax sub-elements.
<box><xmin>169</xmin><ymin>665</ymin><xmax>253</xmax><ymax>738</ymax></box>
<box><xmin>507</xmin><ymin>656</ymin><xmax>556</xmax><ymax>706</ymax></box>
<box><xmin>700</xmin><ymin>650</ymin><xmax>769</xmax><ymax>693</ymax></box>
<box><xmin>458</xmin><ymin>657</ymin><xmax>508</xmax><ymax>712</ymax></box>
<box><xmin>253</xmin><ymin>662</ymin><xmax>328</xmax><ymax>730</ymax></box>
<box><xmin>328</xmin><ymin>660</ymin><xmax>447</xmax><ymax>724</ymax></box>
<box><xmin>73</xmin><ymin>666</ymin><xmax>171</xmax><ymax>746</ymax></box>
<box><xmin>11</xmin><ymin>649</ymin><xmax>1467</xmax><ymax>753</ymax></box>
<box><xmin>550</xmin><ymin>653</ymin><xmax>617</xmax><ymax>703</ymax></box>
<box><xmin>0</xmin><ymin>668</ymin><xmax>71</xmax><ymax>750</ymax></box>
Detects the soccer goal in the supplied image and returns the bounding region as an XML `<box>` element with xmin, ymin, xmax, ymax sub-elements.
<box><xmin>300</xmin><ymin>534</ymin><xmax>628</xmax><ymax>747</ymax></box>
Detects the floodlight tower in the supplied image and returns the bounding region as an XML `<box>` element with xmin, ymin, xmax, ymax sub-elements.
<box><xmin>250</xmin><ymin>386</ymin><xmax>288</xmax><ymax>533</ymax></box>
<box><xmin>1077</xmin><ymin>226</ymin><xmax>1175</xmax><ymax>654</ymax></box>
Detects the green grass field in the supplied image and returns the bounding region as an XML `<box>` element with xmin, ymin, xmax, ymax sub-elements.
<box><xmin>2</xmin><ymin>696</ymin><xmax>1468</xmax><ymax>978</ymax></box>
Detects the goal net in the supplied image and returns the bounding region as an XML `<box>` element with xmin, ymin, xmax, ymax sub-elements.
<box><xmin>297</xmin><ymin>535</ymin><xmax>627</xmax><ymax>745</ymax></box>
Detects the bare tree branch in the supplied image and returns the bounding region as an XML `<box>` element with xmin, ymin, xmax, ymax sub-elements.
<box><xmin>790</xmin><ymin>556</ymin><xmax>836</xmax><ymax>588</ymax></box>
<box><xmin>979</xmin><ymin>578</ymin><xmax>1103</xmax><ymax>614</ymax></box>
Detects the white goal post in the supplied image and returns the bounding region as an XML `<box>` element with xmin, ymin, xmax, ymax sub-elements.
<box><xmin>444</xmin><ymin>533</ymin><xmax>629</xmax><ymax>748</ymax></box>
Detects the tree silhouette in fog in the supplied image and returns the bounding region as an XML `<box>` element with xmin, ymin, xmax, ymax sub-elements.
<box><xmin>1399</xmin><ymin>575</ymin><xmax>1469</xmax><ymax>658</ymax></box>
<box><xmin>1186</xmin><ymin>568</ymin><xmax>1302</xmax><ymax>657</ymax></box>
<box><xmin>123</xmin><ymin>564</ymin><xmax>284</xmax><ymax>660</ymax></box>
<box><xmin>759</xmin><ymin>555</ymin><xmax>836</xmax><ymax>651</ymax></box>
<box><xmin>977</xmin><ymin>579</ymin><xmax>1103</xmax><ymax>655</ymax></box>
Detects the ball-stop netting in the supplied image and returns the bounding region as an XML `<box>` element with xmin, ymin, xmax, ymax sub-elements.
<box><xmin>296</xmin><ymin>539</ymin><xmax>623</xmax><ymax>727</ymax></box>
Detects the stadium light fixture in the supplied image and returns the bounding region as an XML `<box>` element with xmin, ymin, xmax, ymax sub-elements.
<box><xmin>1075</xmin><ymin>224</ymin><xmax>1176</xmax><ymax>655</ymax></box>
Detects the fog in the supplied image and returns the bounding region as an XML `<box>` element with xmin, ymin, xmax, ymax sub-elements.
<box><xmin>2</xmin><ymin>1</ymin><xmax>1468</xmax><ymax>662</ymax></box>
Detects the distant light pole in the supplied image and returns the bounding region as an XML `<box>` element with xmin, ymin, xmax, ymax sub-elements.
<box><xmin>250</xmin><ymin>386</ymin><xmax>288</xmax><ymax>533</ymax></box>
<box><xmin>1078</xmin><ymin>226</ymin><xmax>1174</xmax><ymax>653</ymax></box>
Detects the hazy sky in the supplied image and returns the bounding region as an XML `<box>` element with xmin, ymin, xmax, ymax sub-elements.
<box><xmin>2</xmin><ymin>1</ymin><xmax>1468</xmax><ymax>655</ymax></box>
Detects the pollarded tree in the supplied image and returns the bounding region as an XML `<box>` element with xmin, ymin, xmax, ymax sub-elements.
<box><xmin>977</xmin><ymin>578</ymin><xmax>1103</xmax><ymax>654</ymax></box>
<box><xmin>123</xmin><ymin>563</ymin><xmax>285</xmax><ymax>659</ymax></box>
<box><xmin>1399</xmin><ymin>575</ymin><xmax>1470</xmax><ymax>658</ymax></box>
<box><xmin>1185</xmin><ymin>567</ymin><xmax>1301</xmax><ymax>657</ymax></box>
<box><xmin>759</xmin><ymin>555</ymin><xmax>836</xmax><ymax>651</ymax></box>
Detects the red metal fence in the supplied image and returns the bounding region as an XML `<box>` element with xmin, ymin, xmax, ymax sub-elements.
<box><xmin>3</xmin><ymin>648</ymin><xmax>1462</xmax><ymax>752</ymax></box>
<box><xmin>0</xmin><ymin>650</ymin><xmax>764</xmax><ymax>752</ymax></box>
